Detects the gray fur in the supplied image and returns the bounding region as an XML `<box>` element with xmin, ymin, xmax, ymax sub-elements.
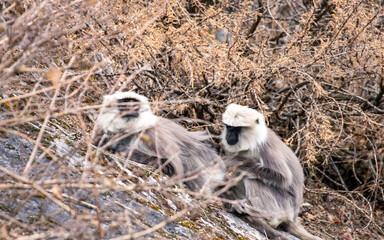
<box><xmin>94</xmin><ymin>92</ymin><xmax>225</xmax><ymax>194</ymax></box>
<box><xmin>221</xmin><ymin>104</ymin><xmax>322</xmax><ymax>240</ymax></box>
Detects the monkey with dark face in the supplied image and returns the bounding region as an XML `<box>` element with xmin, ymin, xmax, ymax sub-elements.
<box><xmin>93</xmin><ymin>92</ymin><xmax>225</xmax><ymax>195</ymax></box>
<box><xmin>221</xmin><ymin>104</ymin><xmax>322</xmax><ymax>240</ymax></box>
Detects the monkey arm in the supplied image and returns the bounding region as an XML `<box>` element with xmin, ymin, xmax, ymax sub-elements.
<box><xmin>239</xmin><ymin>161</ymin><xmax>288</xmax><ymax>188</ymax></box>
<box><xmin>259</xmin><ymin>130</ymin><xmax>294</xmax><ymax>187</ymax></box>
<box><xmin>92</xmin><ymin>127</ymin><xmax>176</xmax><ymax>176</ymax></box>
<box><xmin>92</xmin><ymin>126</ymin><xmax>108</xmax><ymax>147</ymax></box>
<box><xmin>125</xmin><ymin>148</ymin><xmax>175</xmax><ymax>176</ymax></box>
<box><xmin>225</xmin><ymin>156</ymin><xmax>289</xmax><ymax>188</ymax></box>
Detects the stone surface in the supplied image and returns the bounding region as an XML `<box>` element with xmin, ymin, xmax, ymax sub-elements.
<box><xmin>0</xmin><ymin>132</ymin><xmax>282</xmax><ymax>239</ymax></box>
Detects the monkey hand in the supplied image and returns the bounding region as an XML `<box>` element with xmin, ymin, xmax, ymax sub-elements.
<box><xmin>232</xmin><ymin>199</ymin><xmax>253</xmax><ymax>215</ymax></box>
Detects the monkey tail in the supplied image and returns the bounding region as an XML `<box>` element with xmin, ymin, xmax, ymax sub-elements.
<box><xmin>283</xmin><ymin>221</ymin><xmax>323</xmax><ymax>240</ymax></box>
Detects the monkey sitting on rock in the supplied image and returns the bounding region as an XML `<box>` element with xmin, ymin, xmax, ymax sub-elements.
<box><xmin>220</xmin><ymin>103</ymin><xmax>322</xmax><ymax>240</ymax></box>
<box><xmin>93</xmin><ymin>91</ymin><xmax>225</xmax><ymax>195</ymax></box>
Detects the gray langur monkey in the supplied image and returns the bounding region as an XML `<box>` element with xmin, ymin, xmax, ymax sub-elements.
<box><xmin>220</xmin><ymin>103</ymin><xmax>322</xmax><ymax>240</ymax></box>
<box><xmin>93</xmin><ymin>91</ymin><xmax>225</xmax><ymax>194</ymax></box>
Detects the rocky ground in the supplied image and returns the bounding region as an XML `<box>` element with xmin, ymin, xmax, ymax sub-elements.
<box><xmin>1</xmin><ymin>0</ymin><xmax>383</xmax><ymax>239</ymax></box>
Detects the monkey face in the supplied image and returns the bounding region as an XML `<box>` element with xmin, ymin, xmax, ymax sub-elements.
<box><xmin>117</xmin><ymin>98</ymin><xmax>140</xmax><ymax>119</ymax></box>
<box><xmin>97</xmin><ymin>92</ymin><xmax>158</xmax><ymax>134</ymax></box>
<box><xmin>224</xmin><ymin>124</ymin><xmax>242</xmax><ymax>145</ymax></box>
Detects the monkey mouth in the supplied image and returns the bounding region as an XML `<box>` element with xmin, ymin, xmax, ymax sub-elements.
<box><xmin>122</xmin><ymin>112</ymin><xmax>139</xmax><ymax>119</ymax></box>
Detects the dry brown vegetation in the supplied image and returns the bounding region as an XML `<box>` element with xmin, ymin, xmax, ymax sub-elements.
<box><xmin>0</xmin><ymin>0</ymin><xmax>383</xmax><ymax>239</ymax></box>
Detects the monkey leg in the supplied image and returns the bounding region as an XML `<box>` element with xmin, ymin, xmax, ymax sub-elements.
<box><xmin>241</xmin><ymin>216</ymin><xmax>291</xmax><ymax>240</ymax></box>
<box><xmin>282</xmin><ymin>221</ymin><xmax>322</xmax><ymax>240</ymax></box>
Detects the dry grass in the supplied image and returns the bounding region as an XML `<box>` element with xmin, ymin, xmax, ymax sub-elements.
<box><xmin>0</xmin><ymin>0</ymin><xmax>383</xmax><ymax>239</ymax></box>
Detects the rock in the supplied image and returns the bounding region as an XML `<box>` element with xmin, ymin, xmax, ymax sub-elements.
<box><xmin>0</xmin><ymin>132</ymin><xmax>278</xmax><ymax>239</ymax></box>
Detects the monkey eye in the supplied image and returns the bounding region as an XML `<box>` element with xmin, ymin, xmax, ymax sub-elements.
<box><xmin>255</xmin><ymin>118</ymin><xmax>259</xmax><ymax>124</ymax></box>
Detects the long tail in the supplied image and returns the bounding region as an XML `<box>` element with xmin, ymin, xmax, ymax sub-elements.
<box><xmin>242</xmin><ymin>215</ymin><xmax>291</xmax><ymax>240</ymax></box>
<box><xmin>284</xmin><ymin>221</ymin><xmax>322</xmax><ymax>240</ymax></box>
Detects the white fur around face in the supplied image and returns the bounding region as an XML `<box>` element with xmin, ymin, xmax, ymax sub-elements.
<box><xmin>102</xmin><ymin>91</ymin><xmax>151</xmax><ymax>112</ymax></box>
<box><xmin>223</xmin><ymin>104</ymin><xmax>266</xmax><ymax>127</ymax></box>
<box><xmin>221</xmin><ymin>104</ymin><xmax>268</xmax><ymax>155</ymax></box>
<box><xmin>96</xmin><ymin>91</ymin><xmax>158</xmax><ymax>134</ymax></box>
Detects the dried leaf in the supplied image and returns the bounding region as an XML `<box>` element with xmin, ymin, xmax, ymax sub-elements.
<box><xmin>51</xmin><ymin>184</ymin><xmax>63</xmax><ymax>200</ymax></box>
<box><xmin>328</xmin><ymin>213</ymin><xmax>341</xmax><ymax>224</ymax></box>
<box><xmin>140</xmin><ymin>134</ymin><xmax>152</xmax><ymax>146</ymax></box>
<box><xmin>45</xmin><ymin>67</ymin><xmax>62</xmax><ymax>87</ymax></box>
<box><xmin>0</xmin><ymin>225</ymin><xmax>9</xmax><ymax>239</ymax></box>
<box><xmin>305</xmin><ymin>212</ymin><xmax>317</xmax><ymax>221</ymax></box>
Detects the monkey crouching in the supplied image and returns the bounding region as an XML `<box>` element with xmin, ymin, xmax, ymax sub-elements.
<box><xmin>93</xmin><ymin>91</ymin><xmax>225</xmax><ymax>195</ymax></box>
<box><xmin>220</xmin><ymin>103</ymin><xmax>322</xmax><ymax>240</ymax></box>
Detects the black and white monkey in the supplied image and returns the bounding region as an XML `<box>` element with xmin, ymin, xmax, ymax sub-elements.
<box><xmin>221</xmin><ymin>104</ymin><xmax>322</xmax><ymax>240</ymax></box>
<box><xmin>93</xmin><ymin>91</ymin><xmax>225</xmax><ymax>194</ymax></box>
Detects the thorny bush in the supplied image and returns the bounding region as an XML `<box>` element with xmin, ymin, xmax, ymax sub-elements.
<box><xmin>0</xmin><ymin>0</ymin><xmax>383</xmax><ymax>239</ymax></box>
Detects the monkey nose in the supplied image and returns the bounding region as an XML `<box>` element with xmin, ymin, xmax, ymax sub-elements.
<box><xmin>226</xmin><ymin>135</ymin><xmax>238</xmax><ymax>145</ymax></box>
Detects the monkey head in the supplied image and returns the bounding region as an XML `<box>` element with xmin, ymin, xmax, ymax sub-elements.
<box><xmin>221</xmin><ymin>104</ymin><xmax>268</xmax><ymax>153</ymax></box>
<box><xmin>96</xmin><ymin>91</ymin><xmax>158</xmax><ymax>134</ymax></box>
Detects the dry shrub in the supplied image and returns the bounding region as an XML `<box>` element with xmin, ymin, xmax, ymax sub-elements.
<box><xmin>0</xmin><ymin>0</ymin><xmax>383</xmax><ymax>239</ymax></box>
